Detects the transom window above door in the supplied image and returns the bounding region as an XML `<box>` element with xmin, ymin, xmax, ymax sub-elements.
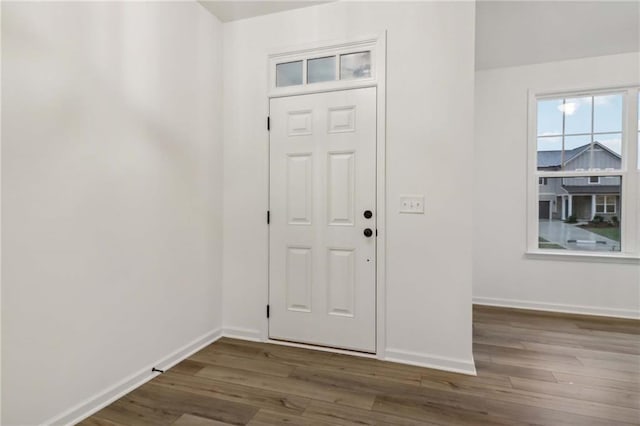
<box><xmin>268</xmin><ymin>34</ymin><xmax>384</xmax><ymax>96</ymax></box>
<box><xmin>275</xmin><ymin>51</ymin><xmax>372</xmax><ymax>88</ymax></box>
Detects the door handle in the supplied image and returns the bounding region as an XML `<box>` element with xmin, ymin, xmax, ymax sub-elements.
<box><xmin>363</xmin><ymin>228</ymin><xmax>373</xmax><ymax>238</ymax></box>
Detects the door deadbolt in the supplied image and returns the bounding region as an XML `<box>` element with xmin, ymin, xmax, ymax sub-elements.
<box><xmin>363</xmin><ymin>210</ymin><xmax>373</xmax><ymax>219</ymax></box>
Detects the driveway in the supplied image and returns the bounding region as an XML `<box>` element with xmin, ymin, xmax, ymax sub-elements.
<box><xmin>539</xmin><ymin>220</ymin><xmax>620</xmax><ymax>252</ymax></box>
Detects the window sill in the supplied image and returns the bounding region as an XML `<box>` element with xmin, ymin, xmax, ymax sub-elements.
<box><xmin>525</xmin><ymin>250</ymin><xmax>640</xmax><ymax>264</ymax></box>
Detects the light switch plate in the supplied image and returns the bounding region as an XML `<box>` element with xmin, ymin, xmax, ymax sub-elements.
<box><xmin>400</xmin><ymin>195</ymin><xmax>424</xmax><ymax>214</ymax></box>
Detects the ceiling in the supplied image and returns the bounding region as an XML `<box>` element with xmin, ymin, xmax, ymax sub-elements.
<box><xmin>198</xmin><ymin>1</ymin><xmax>332</xmax><ymax>23</ymax></box>
<box><xmin>199</xmin><ymin>1</ymin><xmax>640</xmax><ymax>70</ymax></box>
<box><xmin>475</xmin><ymin>1</ymin><xmax>640</xmax><ymax>70</ymax></box>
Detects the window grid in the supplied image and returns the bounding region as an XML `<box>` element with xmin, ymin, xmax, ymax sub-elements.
<box><xmin>595</xmin><ymin>195</ymin><xmax>616</xmax><ymax>214</ymax></box>
<box><xmin>275</xmin><ymin>51</ymin><xmax>372</xmax><ymax>88</ymax></box>
<box><xmin>536</xmin><ymin>94</ymin><xmax>623</xmax><ymax>171</ymax></box>
<box><xmin>530</xmin><ymin>86</ymin><xmax>639</xmax><ymax>257</ymax></box>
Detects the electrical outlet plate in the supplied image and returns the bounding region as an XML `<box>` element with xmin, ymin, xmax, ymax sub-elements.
<box><xmin>400</xmin><ymin>195</ymin><xmax>424</xmax><ymax>214</ymax></box>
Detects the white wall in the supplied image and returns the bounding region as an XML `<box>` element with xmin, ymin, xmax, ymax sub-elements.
<box><xmin>222</xmin><ymin>1</ymin><xmax>476</xmax><ymax>372</ymax></box>
<box><xmin>1</xmin><ymin>2</ymin><xmax>224</xmax><ymax>424</ymax></box>
<box><xmin>474</xmin><ymin>52</ymin><xmax>640</xmax><ymax>318</ymax></box>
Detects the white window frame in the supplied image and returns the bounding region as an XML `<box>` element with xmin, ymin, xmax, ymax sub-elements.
<box><xmin>268</xmin><ymin>34</ymin><xmax>383</xmax><ymax>98</ymax></box>
<box><xmin>595</xmin><ymin>195</ymin><xmax>616</xmax><ymax>214</ymax></box>
<box><xmin>527</xmin><ymin>86</ymin><xmax>639</xmax><ymax>260</ymax></box>
<box><xmin>588</xmin><ymin>176</ymin><xmax>600</xmax><ymax>184</ymax></box>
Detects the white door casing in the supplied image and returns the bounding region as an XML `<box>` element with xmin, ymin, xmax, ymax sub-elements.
<box><xmin>269</xmin><ymin>87</ymin><xmax>377</xmax><ymax>353</ymax></box>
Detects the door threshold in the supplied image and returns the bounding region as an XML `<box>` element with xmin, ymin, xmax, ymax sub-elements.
<box><xmin>266</xmin><ymin>337</ymin><xmax>377</xmax><ymax>357</ymax></box>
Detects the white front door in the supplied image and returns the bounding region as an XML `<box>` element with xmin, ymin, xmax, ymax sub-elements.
<box><xmin>269</xmin><ymin>87</ymin><xmax>377</xmax><ymax>353</ymax></box>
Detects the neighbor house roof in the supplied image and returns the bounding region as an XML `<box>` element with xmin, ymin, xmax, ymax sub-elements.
<box><xmin>537</xmin><ymin>142</ymin><xmax>621</xmax><ymax>169</ymax></box>
<box><xmin>562</xmin><ymin>185</ymin><xmax>621</xmax><ymax>195</ymax></box>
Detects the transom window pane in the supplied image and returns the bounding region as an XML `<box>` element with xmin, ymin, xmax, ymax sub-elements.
<box><xmin>340</xmin><ymin>51</ymin><xmax>371</xmax><ymax>80</ymax></box>
<box><xmin>276</xmin><ymin>61</ymin><xmax>303</xmax><ymax>87</ymax></box>
<box><xmin>307</xmin><ymin>56</ymin><xmax>336</xmax><ymax>84</ymax></box>
<box><xmin>538</xmin><ymin>177</ymin><xmax>621</xmax><ymax>252</ymax></box>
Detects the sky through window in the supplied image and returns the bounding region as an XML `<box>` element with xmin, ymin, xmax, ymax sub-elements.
<box><xmin>537</xmin><ymin>94</ymin><xmax>623</xmax><ymax>155</ymax></box>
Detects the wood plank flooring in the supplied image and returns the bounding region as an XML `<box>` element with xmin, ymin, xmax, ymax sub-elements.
<box><xmin>81</xmin><ymin>306</ymin><xmax>640</xmax><ymax>425</ymax></box>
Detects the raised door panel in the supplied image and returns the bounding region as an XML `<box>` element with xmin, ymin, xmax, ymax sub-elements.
<box><xmin>288</xmin><ymin>110</ymin><xmax>313</xmax><ymax>136</ymax></box>
<box><xmin>287</xmin><ymin>154</ymin><xmax>312</xmax><ymax>225</ymax></box>
<box><xmin>328</xmin><ymin>106</ymin><xmax>356</xmax><ymax>133</ymax></box>
<box><xmin>286</xmin><ymin>247</ymin><xmax>312</xmax><ymax>312</ymax></box>
<box><xmin>327</xmin><ymin>248</ymin><xmax>356</xmax><ymax>317</ymax></box>
<box><xmin>327</xmin><ymin>152</ymin><xmax>355</xmax><ymax>226</ymax></box>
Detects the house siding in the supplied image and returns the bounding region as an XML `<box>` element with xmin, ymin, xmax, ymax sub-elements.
<box><xmin>565</xmin><ymin>147</ymin><xmax>621</xmax><ymax>170</ymax></box>
<box><xmin>563</xmin><ymin>176</ymin><xmax>621</xmax><ymax>186</ymax></box>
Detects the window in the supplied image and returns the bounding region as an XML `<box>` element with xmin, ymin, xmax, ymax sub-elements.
<box><xmin>595</xmin><ymin>195</ymin><xmax>616</xmax><ymax>214</ymax></box>
<box><xmin>269</xmin><ymin>35</ymin><xmax>383</xmax><ymax>94</ymax></box>
<box><xmin>276</xmin><ymin>61</ymin><xmax>303</xmax><ymax>87</ymax></box>
<box><xmin>340</xmin><ymin>52</ymin><xmax>371</xmax><ymax>80</ymax></box>
<box><xmin>530</xmin><ymin>87</ymin><xmax>639</xmax><ymax>256</ymax></box>
<box><xmin>307</xmin><ymin>56</ymin><xmax>336</xmax><ymax>84</ymax></box>
<box><xmin>274</xmin><ymin>50</ymin><xmax>372</xmax><ymax>88</ymax></box>
<box><xmin>537</xmin><ymin>94</ymin><xmax>622</xmax><ymax>171</ymax></box>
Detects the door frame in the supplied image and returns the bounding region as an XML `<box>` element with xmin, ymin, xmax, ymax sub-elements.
<box><xmin>265</xmin><ymin>32</ymin><xmax>387</xmax><ymax>358</ymax></box>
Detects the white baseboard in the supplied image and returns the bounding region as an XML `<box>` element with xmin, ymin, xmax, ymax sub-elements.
<box><xmin>384</xmin><ymin>348</ymin><xmax>477</xmax><ymax>376</ymax></box>
<box><xmin>222</xmin><ymin>327</ymin><xmax>262</xmax><ymax>341</ymax></box>
<box><xmin>44</xmin><ymin>328</ymin><xmax>223</xmax><ymax>426</ymax></box>
<box><xmin>43</xmin><ymin>325</ymin><xmax>479</xmax><ymax>426</ymax></box>
<box><xmin>473</xmin><ymin>297</ymin><xmax>640</xmax><ymax>320</ymax></box>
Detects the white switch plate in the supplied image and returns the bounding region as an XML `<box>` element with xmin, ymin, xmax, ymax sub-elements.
<box><xmin>400</xmin><ymin>195</ymin><xmax>424</xmax><ymax>214</ymax></box>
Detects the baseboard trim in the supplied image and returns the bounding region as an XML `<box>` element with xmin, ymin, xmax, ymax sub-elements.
<box><xmin>384</xmin><ymin>348</ymin><xmax>477</xmax><ymax>376</ymax></box>
<box><xmin>473</xmin><ymin>297</ymin><xmax>640</xmax><ymax>320</ymax></box>
<box><xmin>41</xmin><ymin>326</ymin><xmax>480</xmax><ymax>425</ymax></box>
<box><xmin>222</xmin><ymin>327</ymin><xmax>262</xmax><ymax>341</ymax></box>
<box><xmin>43</xmin><ymin>328</ymin><xmax>223</xmax><ymax>426</ymax></box>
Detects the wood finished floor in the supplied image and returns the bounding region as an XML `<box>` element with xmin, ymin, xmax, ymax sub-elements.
<box><xmin>81</xmin><ymin>306</ymin><xmax>640</xmax><ymax>425</ymax></box>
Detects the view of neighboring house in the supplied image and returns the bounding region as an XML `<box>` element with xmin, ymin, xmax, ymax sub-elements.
<box><xmin>538</xmin><ymin>142</ymin><xmax>621</xmax><ymax>221</ymax></box>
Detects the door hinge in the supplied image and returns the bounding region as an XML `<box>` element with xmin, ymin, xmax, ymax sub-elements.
<box><xmin>267</xmin><ymin>210</ymin><xmax>270</xmax><ymax>224</ymax></box>
<box><xmin>376</xmin><ymin>229</ymin><xmax>378</xmax><ymax>237</ymax></box>
<box><xmin>266</xmin><ymin>304</ymin><xmax>270</xmax><ymax>318</ymax></box>
<box><xmin>267</xmin><ymin>116</ymin><xmax>270</xmax><ymax>131</ymax></box>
